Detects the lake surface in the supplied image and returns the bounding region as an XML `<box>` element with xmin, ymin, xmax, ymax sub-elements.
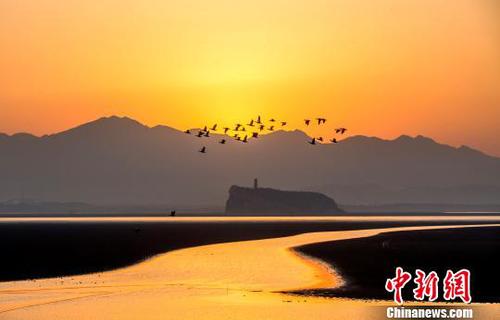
<box><xmin>0</xmin><ymin>223</ymin><xmax>499</xmax><ymax>320</ymax></box>
<box><xmin>1</xmin><ymin>215</ymin><xmax>500</xmax><ymax>280</ymax></box>
<box><xmin>2</xmin><ymin>215</ymin><xmax>500</xmax><ymax>222</ymax></box>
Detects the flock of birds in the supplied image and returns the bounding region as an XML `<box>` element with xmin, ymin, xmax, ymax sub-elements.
<box><xmin>184</xmin><ymin>115</ymin><xmax>347</xmax><ymax>153</ymax></box>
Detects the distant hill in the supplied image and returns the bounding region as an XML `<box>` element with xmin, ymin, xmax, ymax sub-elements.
<box><xmin>1</xmin><ymin>116</ymin><xmax>499</xmax><ymax>210</ymax></box>
<box><xmin>225</xmin><ymin>185</ymin><xmax>343</xmax><ymax>215</ymax></box>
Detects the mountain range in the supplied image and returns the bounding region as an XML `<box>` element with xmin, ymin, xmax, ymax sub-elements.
<box><xmin>1</xmin><ymin>116</ymin><xmax>499</xmax><ymax>211</ymax></box>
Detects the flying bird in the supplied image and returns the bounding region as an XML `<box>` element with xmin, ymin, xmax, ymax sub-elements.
<box><xmin>186</xmin><ymin>115</ymin><xmax>345</xmax><ymax>153</ymax></box>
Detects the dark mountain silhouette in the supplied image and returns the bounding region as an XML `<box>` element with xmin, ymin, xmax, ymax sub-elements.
<box><xmin>1</xmin><ymin>116</ymin><xmax>499</xmax><ymax>210</ymax></box>
<box><xmin>225</xmin><ymin>185</ymin><xmax>343</xmax><ymax>215</ymax></box>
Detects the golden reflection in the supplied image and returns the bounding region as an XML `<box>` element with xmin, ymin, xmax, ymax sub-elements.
<box><xmin>0</xmin><ymin>223</ymin><xmax>498</xmax><ymax>319</ymax></box>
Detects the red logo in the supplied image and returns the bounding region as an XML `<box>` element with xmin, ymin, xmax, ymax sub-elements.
<box><xmin>385</xmin><ymin>268</ymin><xmax>471</xmax><ymax>304</ymax></box>
<box><xmin>443</xmin><ymin>269</ymin><xmax>471</xmax><ymax>303</ymax></box>
<box><xmin>385</xmin><ymin>267</ymin><xmax>412</xmax><ymax>305</ymax></box>
<box><xmin>413</xmin><ymin>269</ymin><xmax>439</xmax><ymax>301</ymax></box>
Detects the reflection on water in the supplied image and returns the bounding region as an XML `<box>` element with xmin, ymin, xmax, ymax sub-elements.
<box><xmin>0</xmin><ymin>223</ymin><xmax>498</xmax><ymax>320</ymax></box>
<box><xmin>1</xmin><ymin>215</ymin><xmax>500</xmax><ymax>223</ymax></box>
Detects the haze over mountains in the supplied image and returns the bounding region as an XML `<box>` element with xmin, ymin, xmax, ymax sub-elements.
<box><xmin>1</xmin><ymin>116</ymin><xmax>499</xmax><ymax>211</ymax></box>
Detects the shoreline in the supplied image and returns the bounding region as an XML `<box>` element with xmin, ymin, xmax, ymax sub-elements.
<box><xmin>0</xmin><ymin>224</ymin><xmax>499</xmax><ymax>319</ymax></box>
<box><xmin>291</xmin><ymin>225</ymin><xmax>500</xmax><ymax>303</ymax></box>
<box><xmin>2</xmin><ymin>216</ymin><xmax>500</xmax><ymax>281</ymax></box>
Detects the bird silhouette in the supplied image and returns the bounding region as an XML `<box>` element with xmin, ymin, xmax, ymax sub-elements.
<box><xmin>187</xmin><ymin>116</ymin><xmax>348</xmax><ymax>153</ymax></box>
<box><xmin>316</xmin><ymin>118</ymin><xmax>327</xmax><ymax>125</ymax></box>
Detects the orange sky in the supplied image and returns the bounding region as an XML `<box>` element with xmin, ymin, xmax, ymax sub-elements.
<box><xmin>1</xmin><ymin>0</ymin><xmax>499</xmax><ymax>155</ymax></box>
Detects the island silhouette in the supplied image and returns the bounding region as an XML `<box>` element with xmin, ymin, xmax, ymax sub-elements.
<box><xmin>225</xmin><ymin>179</ymin><xmax>343</xmax><ymax>215</ymax></box>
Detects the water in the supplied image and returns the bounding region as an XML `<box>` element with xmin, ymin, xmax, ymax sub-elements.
<box><xmin>0</xmin><ymin>218</ymin><xmax>498</xmax><ymax>319</ymax></box>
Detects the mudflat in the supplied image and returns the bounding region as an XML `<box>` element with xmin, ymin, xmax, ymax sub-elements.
<box><xmin>1</xmin><ymin>216</ymin><xmax>499</xmax><ymax>281</ymax></box>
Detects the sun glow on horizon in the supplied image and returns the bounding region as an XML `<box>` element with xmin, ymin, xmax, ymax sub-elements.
<box><xmin>1</xmin><ymin>0</ymin><xmax>499</xmax><ymax>155</ymax></box>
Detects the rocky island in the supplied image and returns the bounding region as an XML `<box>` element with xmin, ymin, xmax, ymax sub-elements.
<box><xmin>225</xmin><ymin>179</ymin><xmax>343</xmax><ymax>215</ymax></box>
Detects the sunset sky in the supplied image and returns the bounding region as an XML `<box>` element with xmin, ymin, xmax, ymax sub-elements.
<box><xmin>1</xmin><ymin>1</ymin><xmax>499</xmax><ymax>155</ymax></box>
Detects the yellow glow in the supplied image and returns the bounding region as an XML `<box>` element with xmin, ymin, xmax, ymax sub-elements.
<box><xmin>0</xmin><ymin>0</ymin><xmax>499</xmax><ymax>154</ymax></box>
<box><xmin>1</xmin><ymin>223</ymin><xmax>498</xmax><ymax>319</ymax></box>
